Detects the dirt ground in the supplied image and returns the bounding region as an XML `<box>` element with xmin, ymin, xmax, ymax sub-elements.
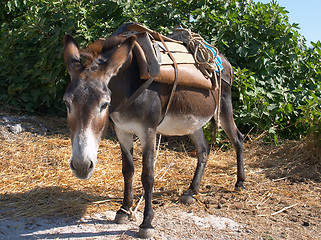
<box><xmin>0</xmin><ymin>105</ymin><xmax>320</xmax><ymax>240</ymax></box>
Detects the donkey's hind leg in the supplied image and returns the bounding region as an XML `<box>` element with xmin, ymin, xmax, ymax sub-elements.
<box><xmin>180</xmin><ymin>128</ymin><xmax>210</xmax><ymax>204</ymax></box>
<box><xmin>114</xmin><ymin>127</ymin><xmax>135</xmax><ymax>224</ymax></box>
<box><xmin>220</xmin><ymin>82</ymin><xmax>245</xmax><ymax>190</ymax></box>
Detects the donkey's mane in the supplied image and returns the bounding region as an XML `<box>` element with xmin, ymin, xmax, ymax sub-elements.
<box><xmin>80</xmin><ymin>35</ymin><xmax>127</xmax><ymax>67</ymax></box>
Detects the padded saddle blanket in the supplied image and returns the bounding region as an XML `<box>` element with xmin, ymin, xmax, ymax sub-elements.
<box><xmin>116</xmin><ymin>23</ymin><xmax>223</xmax><ymax>90</ymax></box>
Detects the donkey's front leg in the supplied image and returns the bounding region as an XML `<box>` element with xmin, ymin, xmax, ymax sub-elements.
<box><xmin>114</xmin><ymin>128</ymin><xmax>135</xmax><ymax>224</ymax></box>
<box><xmin>138</xmin><ymin>129</ymin><xmax>156</xmax><ymax>238</ymax></box>
<box><xmin>180</xmin><ymin>128</ymin><xmax>210</xmax><ymax>204</ymax></box>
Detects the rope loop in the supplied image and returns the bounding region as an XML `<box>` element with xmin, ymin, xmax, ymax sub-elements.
<box><xmin>168</xmin><ymin>28</ymin><xmax>220</xmax><ymax>85</ymax></box>
<box><xmin>119</xmin><ymin>207</ymin><xmax>137</xmax><ymax>221</ymax></box>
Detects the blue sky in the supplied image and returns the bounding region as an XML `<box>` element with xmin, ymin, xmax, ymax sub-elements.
<box><xmin>253</xmin><ymin>0</ymin><xmax>321</xmax><ymax>46</ymax></box>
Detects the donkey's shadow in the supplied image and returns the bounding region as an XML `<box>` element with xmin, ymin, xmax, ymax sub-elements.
<box><xmin>0</xmin><ymin>186</ymin><xmax>138</xmax><ymax>239</ymax></box>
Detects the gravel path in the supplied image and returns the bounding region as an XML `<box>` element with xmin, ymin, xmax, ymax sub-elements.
<box><xmin>0</xmin><ymin>206</ymin><xmax>246</xmax><ymax>239</ymax></box>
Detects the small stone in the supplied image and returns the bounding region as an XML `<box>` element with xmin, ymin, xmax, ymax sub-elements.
<box><xmin>302</xmin><ymin>221</ymin><xmax>310</xmax><ymax>227</ymax></box>
<box><xmin>38</xmin><ymin>123</ymin><xmax>48</xmax><ymax>133</ymax></box>
<box><xmin>2</xmin><ymin>117</ymin><xmax>9</xmax><ymax>122</ymax></box>
<box><xmin>217</xmin><ymin>203</ymin><xmax>222</xmax><ymax>209</ymax></box>
<box><xmin>9</xmin><ymin>124</ymin><xmax>23</xmax><ymax>134</ymax></box>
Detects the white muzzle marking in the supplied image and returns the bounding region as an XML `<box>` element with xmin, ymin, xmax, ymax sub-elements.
<box><xmin>70</xmin><ymin>126</ymin><xmax>99</xmax><ymax>179</ymax></box>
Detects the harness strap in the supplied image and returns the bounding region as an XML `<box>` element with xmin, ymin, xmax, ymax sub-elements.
<box><xmin>221</xmin><ymin>74</ymin><xmax>231</xmax><ymax>86</ymax></box>
<box><xmin>112</xmin><ymin>29</ymin><xmax>226</xmax><ymax>125</ymax></box>
<box><xmin>113</xmin><ymin>33</ymin><xmax>179</xmax><ymax>127</ymax></box>
<box><xmin>213</xmin><ymin>62</ymin><xmax>222</xmax><ymax>131</ymax></box>
<box><xmin>112</xmin><ymin>76</ymin><xmax>155</xmax><ymax>113</ymax></box>
<box><xmin>157</xmin><ymin>32</ymin><xmax>179</xmax><ymax>126</ymax></box>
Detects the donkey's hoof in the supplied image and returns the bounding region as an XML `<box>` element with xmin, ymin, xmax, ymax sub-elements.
<box><xmin>138</xmin><ymin>227</ymin><xmax>154</xmax><ymax>239</ymax></box>
<box><xmin>180</xmin><ymin>194</ymin><xmax>194</xmax><ymax>205</ymax></box>
<box><xmin>235</xmin><ymin>186</ymin><xmax>246</xmax><ymax>192</ymax></box>
<box><xmin>114</xmin><ymin>213</ymin><xmax>129</xmax><ymax>224</ymax></box>
<box><xmin>235</xmin><ymin>182</ymin><xmax>246</xmax><ymax>191</ymax></box>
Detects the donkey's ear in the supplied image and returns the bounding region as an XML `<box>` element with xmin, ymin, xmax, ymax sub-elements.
<box><xmin>102</xmin><ymin>35</ymin><xmax>137</xmax><ymax>77</ymax></box>
<box><xmin>63</xmin><ymin>35</ymin><xmax>84</xmax><ymax>77</ymax></box>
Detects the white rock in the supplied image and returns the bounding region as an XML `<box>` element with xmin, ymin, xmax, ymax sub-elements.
<box><xmin>9</xmin><ymin>124</ymin><xmax>23</xmax><ymax>134</ymax></box>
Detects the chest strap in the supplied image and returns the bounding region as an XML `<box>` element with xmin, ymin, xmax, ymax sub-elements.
<box><xmin>112</xmin><ymin>33</ymin><xmax>179</xmax><ymax>127</ymax></box>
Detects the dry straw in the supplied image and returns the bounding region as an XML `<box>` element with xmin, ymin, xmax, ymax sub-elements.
<box><xmin>0</xmin><ymin>113</ymin><xmax>320</xmax><ymax>227</ymax></box>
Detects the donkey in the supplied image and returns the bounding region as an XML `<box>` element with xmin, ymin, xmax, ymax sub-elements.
<box><xmin>63</xmin><ymin>31</ymin><xmax>244</xmax><ymax>238</ymax></box>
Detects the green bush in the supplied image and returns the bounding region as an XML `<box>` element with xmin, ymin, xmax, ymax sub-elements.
<box><xmin>0</xmin><ymin>0</ymin><xmax>123</xmax><ymax>114</ymax></box>
<box><xmin>297</xmin><ymin>41</ymin><xmax>321</xmax><ymax>148</ymax></box>
<box><xmin>0</xmin><ymin>0</ymin><xmax>320</xmax><ymax>142</ymax></box>
<box><xmin>183</xmin><ymin>0</ymin><xmax>320</xmax><ymax>142</ymax></box>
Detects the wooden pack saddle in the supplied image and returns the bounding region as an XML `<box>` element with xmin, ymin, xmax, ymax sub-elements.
<box><xmin>114</xmin><ymin>23</ymin><xmax>222</xmax><ymax>90</ymax></box>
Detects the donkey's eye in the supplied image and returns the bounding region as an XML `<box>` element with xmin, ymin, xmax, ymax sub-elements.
<box><xmin>100</xmin><ymin>102</ymin><xmax>109</xmax><ymax>112</ymax></box>
<box><xmin>64</xmin><ymin>101</ymin><xmax>71</xmax><ymax>113</ymax></box>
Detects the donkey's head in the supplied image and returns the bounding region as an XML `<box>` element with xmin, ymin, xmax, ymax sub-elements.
<box><xmin>63</xmin><ymin>35</ymin><xmax>136</xmax><ymax>179</ymax></box>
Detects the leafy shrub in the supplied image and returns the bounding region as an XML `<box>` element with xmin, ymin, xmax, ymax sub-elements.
<box><xmin>297</xmin><ymin>41</ymin><xmax>321</xmax><ymax>149</ymax></box>
<box><xmin>0</xmin><ymin>0</ymin><xmax>320</xmax><ymax>142</ymax></box>
<box><xmin>183</xmin><ymin>0</ymin><xmax>320</xmax><ymax>142</ymax></box>
<box><xmin>0</xmin><ymin>0</ymin><xmax>123</xmax><ymax>114</ymax></box>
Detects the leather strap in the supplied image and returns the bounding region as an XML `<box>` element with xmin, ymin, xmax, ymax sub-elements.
<box><xmin>157</xmin><ymin>33</ymin><xmax>179</xmax><ymax>126</ymax></box>
<box><xmin>112</xmin><ymin>76</ymin><xmax>155</xmax><ymax>113</ymax></box>
<box><xmin>221</xmin><ymin>74</ymin><xmax>231</xmax><ymax>86</ymax></box>
<box><xmin>113</xmin><ymin>33</ymin><xmax>180</xmax><ymax>128</ymax></box>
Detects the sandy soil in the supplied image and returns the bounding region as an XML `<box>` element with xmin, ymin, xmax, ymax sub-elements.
<box><xmin>0</xmin><ymin>207</ymin><xmax>246</xmax><ymax>239</ymax></box>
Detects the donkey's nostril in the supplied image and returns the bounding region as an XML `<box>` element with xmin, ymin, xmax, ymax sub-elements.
<box><xmin>70</xmin><ymin>161</ymin><xmax>76</xmax><ymax>171</ymax></box>
<box><xmin>70</xmin><ymin>160</ymin><xmax>93</xmax><ymax>170</ymax></box>
<box><xmin>89</xmin><ymin>161</ymin><xmax>94</xmax><ymax>170</ymax></box>
<box><xmin>70</xmin><ymin>159</ymin><xmax>94</xmax><ymax>179</ymax></box>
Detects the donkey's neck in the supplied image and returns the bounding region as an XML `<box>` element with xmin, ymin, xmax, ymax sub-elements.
<box><xmin>108</xmin><ymin>56</ymin><xmax>142</xmax><ymax>113</ymax></box>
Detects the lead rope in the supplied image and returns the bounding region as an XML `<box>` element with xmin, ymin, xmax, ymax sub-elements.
<box><xmin>131</xmin><ymin>33</ymin><xmax>179</xmax><ymax>218</ymax></box>
<box><xmin>131</xmin><ymin>31</ymin><xmax>180</xmax><ymax>213</ymax></box>
<box><xmin>119</xmin><ymin>28</ymin><xmax>222</xmax><ymax>219</ymax></box>
<box><xmin>215</xmin><ymin>70</ymin><xmax>221</xmax><ymax>136</ymax></box>
<box><xmin>157</xmin><ymin>32</ymin><xmax>179</xmax><ymax>126</ymax></box>
<box><xmin>167</xmin><ymin>28</ymin><xmax>222</xmax><ymax>131</ymax></box>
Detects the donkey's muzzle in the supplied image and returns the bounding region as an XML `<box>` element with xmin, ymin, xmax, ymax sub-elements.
<box><xmin>70</xmin><ymin>159</ymin><xmax>94</xmax><ymax>180</ymax></box>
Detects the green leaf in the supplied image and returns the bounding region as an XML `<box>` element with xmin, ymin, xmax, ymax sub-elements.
<box><xmin>31</xmin><ymin>89</ymin><xmax>40</xmax><ymax>102</ymax></box>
